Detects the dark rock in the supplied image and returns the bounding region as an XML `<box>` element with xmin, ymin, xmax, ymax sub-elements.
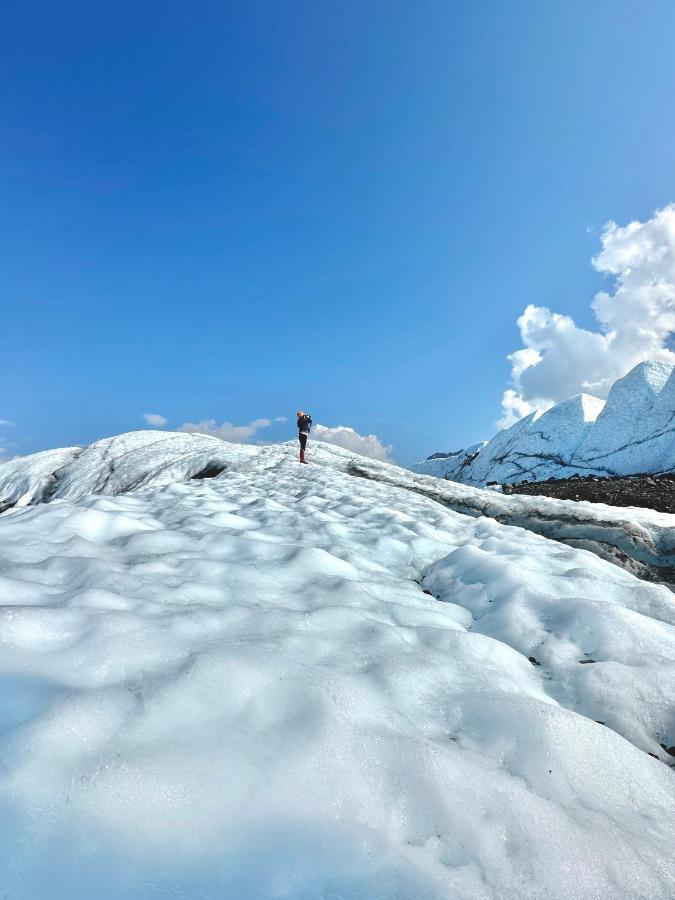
<box><xmin>579</xmin><ymin>659</ymin><xmax>596</xmax><ymax>664</ymax></box>
<box><xmin>528</xmin><ymin>656</ymin><xmax>541</xmax><ymax>666</ymax></box>
<box><xmin>501</xmin><ymin>471</ymin><xmax>675</xmax><ymax>515</ymax></box>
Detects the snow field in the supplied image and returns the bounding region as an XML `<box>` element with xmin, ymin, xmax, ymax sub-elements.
<box><xmin>0</xmin><ymin>442</ymin><xmax>674</xmax><ymax>898</ymax></box>
<box><xmin>423</xmin><ymin>519</ymin><xmax>675</xmax><ymax>756</ymax></box>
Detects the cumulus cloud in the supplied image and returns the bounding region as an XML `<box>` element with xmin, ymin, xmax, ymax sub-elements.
<box><xmin>175</xmin><ymin>415</ymin><xmax>389</xmax><ymax>457</ymax></box>
<box><xmin>178</xmin><ymin>418</ymin><xmax>272</xmax><ymax>442</ymax></box>
<box><xmin>499</xmin><ymin>204</ymin><xmax>675</xmax><ymax>428</ymax></box>
<box><xmin>313</xmin><ymin>424</ymin><xmax>392</xmax><ymax>461</ymax></box>
<box><xmin>143</xmin><ymin>413</ymin><xmax>168</xmax><ymax>426</ymax></box>
<box><xmin>499</xmin><ymin>389</ymin><xmax>539</xmax><ymax>427</ymax></box>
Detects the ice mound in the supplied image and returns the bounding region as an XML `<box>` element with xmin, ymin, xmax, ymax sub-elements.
<box><xmin>576</xmin><ymin>360</ymin><xmax>675</xmax><ymax>474</ymax></box>
<box><xmin>0</xmin><ymin>442</ymin><xmax>674</xmax><ymax>898</ymax></box>
<box><xmin>413</xmin><ymin>441</ymin><xmax>488</xmax><ymax>481</ymax></box>
<box><xmin>0</xmin><ymin>446</ymin><xmax>80</xmax><ymax>509</ymax></box>
<box><xmin>470</xmin><ymin>392</ymin><xmax>605</xmax><ymax>484</ymax></box>
<box><xmin>413</xmin><ymin>360</ymin><xmax>675</xmax><ymax>484</ymax></box>
<box><xmin>0</xmin><ymin>430</ymin><xmax>259</xmax><ymax>508</ymax></box>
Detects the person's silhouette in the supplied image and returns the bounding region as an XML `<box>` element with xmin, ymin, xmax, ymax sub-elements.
<box><xmin>296</xmin><ymin>411</ymin><xmax>312</xmax><ymax>463</ymax></box>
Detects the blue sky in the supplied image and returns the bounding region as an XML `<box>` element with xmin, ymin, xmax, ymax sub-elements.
<box><xmin>3</xmin><ymin>0</ymin><xmax>675</xmax><ymax>463</ymax></box>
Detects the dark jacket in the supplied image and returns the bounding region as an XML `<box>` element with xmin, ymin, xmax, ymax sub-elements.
<box><xmin>297</xmin><ymin>414</ymin><xmax>312</xmax><ymax>434</ymax></box>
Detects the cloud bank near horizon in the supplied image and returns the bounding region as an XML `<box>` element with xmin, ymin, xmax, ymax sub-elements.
<box><xmin>177</xmin><ymin>418</ymin><xmax>273</xmax><ymax>442</ymax></box>
<box><xmin>313</xmin><ymin>424</ymin><xmax>392</xmax><ymax>461</ymax></box>
<box><xmin>499</xmin><ymin>204</ymin><xmax>675</xmax><ymax>428</ymax></box>
<box><xmin>174</xmin><ymin>416</ymin><xmax>392</xmax><ymax>461</ymax></box>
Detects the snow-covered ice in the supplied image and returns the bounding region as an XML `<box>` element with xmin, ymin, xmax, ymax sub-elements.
<box><xmin>575</xmin><ymin>360</ymin><xmax>675</xmax><ymax>476</ymax></box>
<box><xmin>0</xmin><ymin>446</ymin><xmax>80</xmax><ymax>510</ymax></box>
<box><xmin>0</xmin><ymin>438</ymin><xmax>674</xmax><ymax>898</ymax></box>
<box><xmin>4</xmin><ymin>429</ymin><xmax>675</xmax><ymax>586</ymax></box>
<box><xmin>0</xmin><ymin>430</ymin><xmax>258</xmax><ymax>509</ymax></box>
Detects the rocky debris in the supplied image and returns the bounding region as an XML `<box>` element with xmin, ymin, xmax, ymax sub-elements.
<box><xmin>503</xmin><ymin>472</ymin><xmax>675</xmax><ymax>515</ymax></box>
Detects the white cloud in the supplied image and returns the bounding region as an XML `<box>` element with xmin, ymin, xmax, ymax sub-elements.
<box><xmin>497</xmin><ymin>390</ymin><xmax>539</xmax><ymax>429</ymax></box>
<box><xmin>143</xmin><ymin>413</ymin><xmax>168</xmax><ymax>427</ymax></box>
<box><xmin>500</xmin><ymin>204</ymin><xmax>675</xmax><ymax>427</ymax></box>
<box><xmin>313</xmin><ymin>424</ymin><xmax>392</xmax><ymax>461</ymax></box>
<box><xmin>177</xmin><ymin>418</ymin><xmax>272</xmax><ymax>442</ymax></box>
<box><xmin>175</xmin><ymin>416</ymin><xmax>390</xmax><ymax>457</ymax></box>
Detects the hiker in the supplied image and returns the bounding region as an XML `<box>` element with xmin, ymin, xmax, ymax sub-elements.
<box><xmin>296</xmin><ymin>411</ymin><xmax>312</xmax><ymax>463</ymax></box>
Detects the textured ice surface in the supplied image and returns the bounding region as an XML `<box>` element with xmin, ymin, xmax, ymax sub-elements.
<box><xmin>350</xmin><ymin>454</ymin><xmax>675</xmax><ymax>584</ymax></box>
<box><xmin>0</xmin><ymin>446</ymin><xmax>80</xmax><ymax>508</ymax></box>
<box><xmin>3</xmin><ymin>428</ymin><xmax>674</xmax><ymax>583</ymax></box>
<box><xmin>576</xmin><ymin>361</ymin><xmax>675</xmax><ymax>475</ymax></box>
<box><xmin>0</xmin><ymin>430</ymin><xmax>261</xmax><ymax>510</ymax></box>
<box><xmin>0</xmin><ymin>440</ymin><xmax>674</xmax><ymax>899</ymax></box>
<box><xmin>413</xmin><ymin>360</ymin><xmax>675</xmax><ymax>484</ymax></box>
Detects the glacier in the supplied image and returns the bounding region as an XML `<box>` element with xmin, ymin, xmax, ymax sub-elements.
<box><xmin>413</xmin><ymin>360</ymin><xmax>675</xmax><ymax>485</ymax></box>
<box><xmin>0</xmin><ymin>434</ymin><xmax>674</xmax><ymax>898</ymax></box>
<box><xmin>0</xmin><ymin>430</ymin><xmax>258</xmax><ymax>509</ymax></box>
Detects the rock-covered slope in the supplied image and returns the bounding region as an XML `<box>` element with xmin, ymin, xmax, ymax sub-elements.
<box><xmin>502</xmin><ymin>472</ymin><xmax>675</xmax><ymax>514</ymax></box>
<box><xmin>0</xmin><ymin>434</ymin><xmax>674</xmax><ymax>898</ymax></box>
<box><xmin>413</xmin><ymin>360</ymin><xmax>675</xmax><ymax>485</ymax></box>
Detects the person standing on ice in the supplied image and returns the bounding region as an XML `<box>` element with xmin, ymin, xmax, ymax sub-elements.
<box><xmin>296</xmin><ymin>411</ymin><xmax>312</xmax><ymax>463</ymax></box>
